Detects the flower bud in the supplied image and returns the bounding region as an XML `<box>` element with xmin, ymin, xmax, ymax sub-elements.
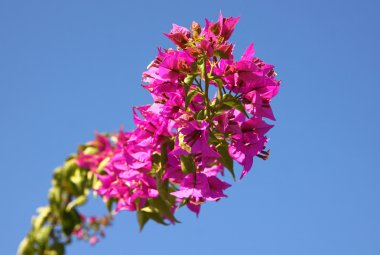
<box><xmin>191</xmin><ymin>21</ymin><xmax>201</xmax><ymax>37</ymax></box>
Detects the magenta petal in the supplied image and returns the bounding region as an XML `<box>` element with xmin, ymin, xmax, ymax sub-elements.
<box><xmin>171</xmin><ymin>173</ymin><xmax>210</xmax><ymax>199</ymax></box>
<box><xmin>187</xmin><ymin>202</ymin><xmax>201</xmax><ymax>217</ymax></box>
<box><xmin>228</xmin><ymin>143</ymin><xmax>245</xmax><ymax>164</ymax></box>
<box><xmin>240</xmin><ymin>156</ymin><xmax>254</xmax><ymax>179</ymax></box>
<box><xmin>171</xmin><ymin>189</ymin><xmax>194</xmax><ymax>198</ymax></box>
<box><xmin>241</xmin><ymin>43</ymin><xmax>255</xmax><ymax>61</ymax></box>
<box><xmin>148</xmin><ymin>189</ymin><xmax>159</xmax><ymax>198</ymax></box>
<box><xmin>164</xmin><ymin>24</ymin><xmax>191</xmax><ymax>48</ymax></box>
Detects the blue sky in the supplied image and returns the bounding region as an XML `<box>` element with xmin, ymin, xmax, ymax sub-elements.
<box><xmin>1</xmin><ymin>0</ymin><xmax>379</xmax><ymax>254</ymax></box>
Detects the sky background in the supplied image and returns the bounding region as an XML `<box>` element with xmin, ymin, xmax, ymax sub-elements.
<box><xmin>1</xmin><ymin>0</ymin><xmax>379</xmax><ymax>254</ymax></box>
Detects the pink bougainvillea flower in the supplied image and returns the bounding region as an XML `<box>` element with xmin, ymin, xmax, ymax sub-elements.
<box><xmin>171</xmin><ymin>173</ymin><xmax>210</xmax><ymax>200</ymax></box>
<box><xmin>171</xmin><ymin>173</ymin><xmax>231</xmax><ymax>202</ymax></box>
<box><xmin>164</xmin><ymin>24</ymin><xmax>191</xmax><ymax>49</ymax></box>
<box><xmin>240</xmin><ymin>43</ymin><xmax>255</xmax><ymax>61</ymax></box>
<box><xmin>202</xmin><ymin>163</ymin><xmax>224</xmax><ymax>177</ymax></box>
<box><xmin>229</xmin><ymin>118</ymin><xmax>273</xmax><ymax>179</ymax></box>
<box><xmin>204</xmin><ymin>12</ymin><xmax>240</xmax><ymax>42</ymax></box>
<box><xmin>77</xmin><ymin>133</ymin><xmax>115</xmax><ymax>172</ymax></box>
<box><xmin>158</xmin><ymin>50</ymin><xmax>194</xmax><ymax>82</ymax></box>
<box><xmin>206</xmin><ymin>176</ymin><xmax>231</xmax><ymax>201</ymax></box>
<box><xmin>234</xmin><ymin>62</ymin><xmax>261</xmax><ymax>94</ymax></box>
<box><xmin>218</xmin><ymin>13</ymin><xmax>240</xmax><ymax>41</ymax></box>
<box><xmin>132</xmin><ymin>105</ymin><xmax>175</xmax><ymax>141</ymax></box>
<box><xmin>178</xmin><ymin>120</ymin><xmax>220</xmax><ymax>158</ymax></box>
<box><xmin>142</xmin><ymin>80</ymin><xmax>181</xmax><ymax>100</ymax></box>
<box><xmin>96</xmin><ymin>173</ymin><xmax>116</xmax><ymax>198</ymax></box>
<box><xmin>123</xmin><ymin>144</ymin><xmax>153</xmax><ymax>171</ymax></box>
<box><xmin>148</xmin><ymin>91</ymin><xmax>186</xmax><ymax>122</ymax></box>
<box><xmin>243</xmin><ymin>90</ymin><xmax>276</xmax><ymax>120</ymax></box>
<box><xmin>199</xmin><ymin>39</ymin><xmax>214</xmax><ymax>58</ymax></box>
<box><xmin>163</xmin><ymin>153</ymin><xmax>184</xmax><ymax>183</ymax></box>
<box><xmin>187</xmin><ymin>200</ymin><xmax>201</xmax><ymax>217</ymax></box>
<box><xmin>89</xmin><ymin>236</ymin><xmax>98</xmax><ymax>245</ymax></box>
<box><xmin>73</xmin><ymin>228</ymin><xmax>84</xmax><ymax>239</ymax></box>
<box><xmin>214</xmin><ymin>43</ymin><xmax>234</xmax><ymax>59</ymax></box>
<box><xmin>111</xmin><ymin>171</ymin><xmax>159</xmax><ymax>212</ymax></box>
<box><xmin>213</xmin><ymin>109</ymin><xmax>245</xmax><ymax>134</ymax></box>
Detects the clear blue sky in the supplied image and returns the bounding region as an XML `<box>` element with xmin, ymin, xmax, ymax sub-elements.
<box><xmin>1</xmin><ymin>1</ymin><xmax>379</xmax><ymax>254</ymax></box>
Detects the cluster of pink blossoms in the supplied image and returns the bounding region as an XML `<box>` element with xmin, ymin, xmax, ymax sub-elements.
<box><xmin>72</xmin><ymin>214</ymin><xmax>111</xmax><ymax>245</ymax></box>
<box><xmin>80</xmin><ymin>13</ymin><xmax>280</xmax><ymax>226</ymax></box>
<box><xmin>18</xmin><ymin>14</ymin><xmax>281</xmax><ymax>255</ymax></box>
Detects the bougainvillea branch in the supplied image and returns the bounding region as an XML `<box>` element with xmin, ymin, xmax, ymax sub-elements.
<box><xmin>18</xmin><ymin>12</ymin><xmax>280</xmax><ymax>255</ymax></box>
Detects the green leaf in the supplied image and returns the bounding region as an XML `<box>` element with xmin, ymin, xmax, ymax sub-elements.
<box><xmin>213</xmin><ymin>77</ymin><xmax>223</xmax><ymax>86</ymax></box>
<box><xmin>149</xmin><ymin>197</ymin><xmax>180</xmax><ymax>223</ymax></box>
<box><xmin>49</xmin><ymin>242</ymin><xmax>65</xmax><ymax>255</ymax></box>
<box><xmin>222</xmin><ymin>94</ymin><xmax>249</xmax><ymax>118</ymax></box>
<box><xmin>66</xmin><ymin>195</ymin><xmax>87</xmax><ymax>211</ymax></box>
<box><xmin>69</xmin><ymin>168</ymin><xmax>87</xmax><ymax>195</ymax></box>
<box><xmin>160</xmin><ymin>140</ymin><xmax>168</xmax><ymax>168</ymax></box>
<box><xmin>185</xmin><ymin>88</ymin><xmax>202</xmax><ymax>109</ymax></box>
<box><xmin>191</xmin><ymin>61</ymin><xmax>198</xmax><ymax>73</ymax></box>
<box><xmin>33</xmin><ymin>207</ymin><xmax>51</xmax><ymax>231</ymax></box>
<box><xmin>97</xmin><ymin>157</ymin><xmax>110</xmax><ymax>173</ymax></box>
<box><xmin>17</xmin><ymin>237</ymin><xmax>34</xmax><ymax>255</ymax></box>
<box><xmin>52</xmin><ymin>167</ymin><xmax>63</xmax><ymax>186</ymax></box>
<box><xmin>214</xmin><ymin>50</ymin><xmax>229</xmax><ymax>59</ymax></box>
<box><xmin>183</xmin><ymin>74</ymin><xmax>194</xmax><ymax>107</ymax></box>
<box><xmin>214</xmin><ymin>78</ymin><xmax>224</xmax><ymax>101</ymax></box>
<box><xmin>48</xmin><ymin>187</ymin><xmax>62</xmax><ymax>207</ymax></box>
<box><xmin>90</xmin><ymin>172</ymin><xmax>101</xmax><ymax>190</ymax></box>
<box><xmin>216</xmin><ymin>142</ymin><xmax>235</xmax><ymax>180</ymax></box>
<box><xmin>178</xmin><ymin>197</ymin><xmax>190</xmax><ymax>208</ymax></box>
<box><xmin>61</xmin><ymin>209</ymin><xmax>81</xmax><ymax>236</ymax></box>
<box><xmin>106</xmin><ymin>198</ymin><xmax>117</xmax><ymax>213</ymax></box>
<box><xmin>141</xmin><ymin>206</ymin><xmax>158</xmax><ymax>213</ymax></box>
<box><xmin>83</xmin><ymin>146</ymin><xmax>98</xmax><ymax>155</ymax></box>
<box><xmin>184</xmin><ymin>74</ymin><xmax>195</xmax><ymax>86</ymax></box>
<box><xmin>180</xmin><ymin>154</ymin><xmax>195</xmax><ymax>174</ymax></box>
<box><xmin>157</xmin><ymin>178</ymin><xmax>169</xmax><ymax>200</ymax></box>
<box><xmin>151</xmin><ymin>152</ymin><xmax>161</xmax><ymax>165</ymax></box>
<box><xmin>35</xmin><ymin>225</ymin><xmax>52</xmax><ymax>246</ymax></box>
<box><xmin>63</xmin><ymin>159</ymin><xmax>78</xmax><ymax>176</ymax></box>
<box><xmin>178</xmin><ymin>132</ymin><xmax>191</xmax><ymax>153</ymax></box>
<box><xmin>197</xmin><ymin>58</ymin><xmax>206</xmax><ymax>78</ymax></box>
<box><xmin>137</xmin><ymin>210</ymin><xmax>149</xmax><ymax>231</ymax></box>
<box><xmin>195</xmin><ymin>109</ymin><xmax>206</xmax><ymax>120</ymax></box>
<box><xmin>147</xmin><ymin>212</ymin><xmax>170</xmax><ymax>226</ymax></box>
<box><xmin>139</xmin><ymin>208</ymin><xmax>169</xmax><ymax>228</ymax></box>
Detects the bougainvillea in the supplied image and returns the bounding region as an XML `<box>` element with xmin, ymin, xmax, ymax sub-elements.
<box><xmin>18</xmin><ymin>13</ymin><xmax>280</xmax><ymax>255</ymax></box>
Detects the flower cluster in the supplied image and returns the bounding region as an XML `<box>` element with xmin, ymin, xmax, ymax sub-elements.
<box><xmin>96</xmin><ymin>12</ymin><xmax>280</xmax><ymax>226</ymax></box>
<box><xmin>72</xmin><ymin>214</ymin><xmax>112</xmax><ymax>245</ymax></box>
<box><xmin>76</xmin><ymin>133</ymin><xmax>118</xmax><ymax>173</ymax></box>
<box><xmin>18</xmin><ymin>13</ymin><xmax>280</xmax><ymax>255</ymax></box>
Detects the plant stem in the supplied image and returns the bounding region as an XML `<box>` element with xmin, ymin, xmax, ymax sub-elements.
<box><xmin>203</xmin><ymin>57</ymin><xmax>210</xmax><ymax>120</ymax></box>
